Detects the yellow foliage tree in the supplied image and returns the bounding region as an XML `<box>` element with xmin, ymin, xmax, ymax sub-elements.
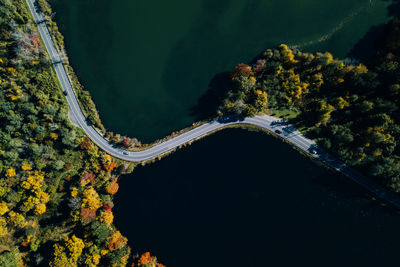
<box><xmin>99</xmin><ymin>211</ymin><xmax>114</xmax><ymax>225</ymax></box>
<box><xmin>50</xmin><ymin>132</ymin><xmax>59</xmax><ymax>140</ymax></box>
<box><xmin>50</xmin><ymin>235</ymin><xmax>85</xmax><ymax>267</ymax></box>
<box><xmin>354</xmin><ymin>63</ymin><xmax>368</xmax><ymax>75</ymax></box>
<box><xmin>254</xmin><ymin>90</ymin><xmax>268</xmax><ymax>110</ymax></box>
<box><xmin>71</xmin><ymin>187</ymin><xmax>78</xmax><ymax>197</ymax></box>
<box><xmin>279</xmin><ymin>44</ymin><xmax>298</xmax><ymax>64</ymax></box>
<box><xmin>8</xmin><ymin>211</ymin><xmax>26</xmax><ymax>228</ymax></box>
<box><xmin>102</xmin><ymin>154</ymin><xmax>112</xmax><ymax>164</ymax></box>
<box><xmin>36</xmin><ymin>190</ymin><xmax>50</xmax><ymax>204</ymax></box>
<box><xmin>21</xmin><ymin>162</ymin><xmax>32</xmax><ymax>171</ymax></box>
<box><xmin>108</xmin><ymin>230</ymin><xmax>127</xmax><ymax>251</ymax></box>
<box><xmin>0</xmin><ymin>201</ymin><xmax>9</xmax><ymax>215</ymax></box>
<box><xmin>0</xmin><ymin>217</ymin><xmax>7</xmax><ymax>236</ymax></box>
<box><xmin>85</xmin><ymin>253</ymin><xmax>101</xmax><ymax>266</ymax></box>
<box><xmin>82</xmin><ymin>187</ymin><xmax>102</xmax><ymax>210</ymax></box>
<box><xmin>316</xmin><ymin>100</ymin><xmax>335</xmax><ymax>126</ymax></box>
<box><xmin>21</xmin><ymin>195</ymin><xmax>40</xmax><ymax>212</ymax></box>
<box><xmin>21</xmin><ymin>171</ymin><xmax>45</xmax><ymax>191</ymax></box>
<box><xmin>5</xmin><ymin>167</ymin><xmax>16</xmax><ymax>178</ymax></box>
<box><xmin>334</xmin><ymin>97</ymin><xmax>349</xmax><ymax>110</ymax></box>
<box><xmin>34</xmin><ymin>203</ymin><xmax>46</xmax><ymax>215</ymax></box>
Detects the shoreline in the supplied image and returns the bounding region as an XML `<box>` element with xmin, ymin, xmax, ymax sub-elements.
<box><xmin>25</xmin><ymin>0</ymin><xmax>400</xmax><ymax>209</ymax></box>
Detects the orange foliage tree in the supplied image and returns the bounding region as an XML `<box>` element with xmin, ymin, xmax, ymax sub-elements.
<box><xmin>137</xmin><ymin>252</ymin><xmax>165</xmax><ymax>267</ymax></box>
<box><xmin>103</xmin><ymin>161</ymin><xmax>117</xmax><ymax>172</ymax></box>
<box><xmin>108</xmin><ymin>230</ymin><xmax>127</xmax><ymax>251</ymax></box>
<box><xmin>106</xmin><ymin>179</ymin><xmax>119</xmax><ymax>195</ymax></box>
<box><xmin>80</xmin><ymin>137</ymin><xmax>92</xmax><ymax>150</ymax></box>
<box><xmin>80</xmin><ymin>208</ymin><xmax>96</xmax><ymax>225</ymax></box>
<box><xmin>80</xmin><ymin>171</ymin><xmax>96</xmax><ymax>186</ymax></box>
<box><xmin>231</xmin><ymin>63</ymin><xmax>252</xmax><ymax>79</ymax></box>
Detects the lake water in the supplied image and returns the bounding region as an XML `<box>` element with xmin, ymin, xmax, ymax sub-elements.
<box><xmin>114</xmin><ymin>129</ymin><xmax>400</xmax><ymax>267</ymax></box>
<box><xmin>49</xmin><ymin>0</ymin><xmax>400</xmax><ymax>266</ymax></box>
<box><xmin>51</xmin><ymin>0</ymin><xmax>389</xmax><ymax>142</ymax></box>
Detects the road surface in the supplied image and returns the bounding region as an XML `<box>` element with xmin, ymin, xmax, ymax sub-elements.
<box><xmin>26</xmin><ymin>0</ymin><xmax>400</xmax><ymax>208</ymax></box>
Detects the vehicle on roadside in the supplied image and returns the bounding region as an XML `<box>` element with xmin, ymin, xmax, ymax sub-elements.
<box><xmin>34</xmin><ymin>1</ymin><xmax>40</xmax><ymax>12</ymax></box>
<box><xmin>123</xmin><ymin>152</ymin><xmax>129</xmax><ymax>155</ymax></box>
<box><xmin>308</xmin><ymin>144</ymin><xmax>319</xmax><ymax>155</ymax></box>
<box><xmin>63</xmin><ymin>90</ymin><xmax>68</xmax><ymax>96</ymax></box>
<box><xmin>274</xmin><ymin>129</ymin><xmax>282</xmax><ymax>134</ymax></box>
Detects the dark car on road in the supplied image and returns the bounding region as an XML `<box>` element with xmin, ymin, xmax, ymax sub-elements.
<box><xmin>271</xmin><ymin>120</ymin><xmax>289</xmax><ymax>126</ymax></box>
<box><xmin>308</xmin><ymin>144</ymin><xmax>319</xmax><ymax>155</ymax></box>
<box><xmin>274</xmin><ymin>129</ymin><xmax>282</xmax><ymax>134</ymax></box>
<box><xmin>218</xmin><ymin>114</ymin><xmax>244</xmax><ymax>123</ymax></box>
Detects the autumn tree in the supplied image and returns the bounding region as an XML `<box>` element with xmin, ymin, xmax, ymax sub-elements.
<box><xmin>50</xmin><ymin>235</ymin><xmax>84</xmax><ymax>267</ymax></box>
<box><xmin>106</xmin><ymin>179</ymin><xmax>119</xmax><ymax>195</ymax></box>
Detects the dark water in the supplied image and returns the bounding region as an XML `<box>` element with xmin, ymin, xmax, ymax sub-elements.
<box><xmin>49</xmin><ymin>1</ymin><xmax>400</xmax><ymax>266</ymax></box>
<box><xmin>114</xmin><ymin>129</ymin><xmax>400</xmax><ymax>267</ymax></box>
<box><xmin>50</xmin><ymin>0</ymin><xmax>390</xmax><ymax>142</ymax></box>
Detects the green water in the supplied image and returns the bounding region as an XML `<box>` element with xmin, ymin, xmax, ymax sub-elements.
<box><xmin>51</xmin><ymin>0</ymin><xmax>390</xmax><ymax>142</ymax></box>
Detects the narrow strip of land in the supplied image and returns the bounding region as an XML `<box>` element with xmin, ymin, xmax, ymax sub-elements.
<box><xmin>25</xmin><ymin>0</ymin><xmax>400</xmax><ymax>208</ymax></box>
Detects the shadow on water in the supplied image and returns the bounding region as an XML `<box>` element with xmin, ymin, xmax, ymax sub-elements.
<box><xmin>386</xmin><ymin>0</ymin><xmax>400</xmax><ymax>16</ymax></box>
<box><xmin>346</xmin><ymin>24</ymin><xmax>386</xmax><ymax>62</ymax></box>
<box><xmin>189</xmin><ymin>51</ymin><xmax>268</xmax><ymax>120</ymax></box>
<box><xmin>347</xmin><ymin>0</ymin><xmax>400</xmax><ymax>62</ymax></box>
<box><xmin>311</xmin><ymin>170</ymin><xmax>400</xmax><ymax>215</ymax></box>
<box><xmin>312</xmin><ymin>170</ymin><xmax>369</xmax><ymax>199</ymax></box>
<box><xmin>161</xmin><ymin>0</ymin><xmax>281</xmax><ymax>121</ymax></box>
<box><xmin>189</xmin><ymin>72</ymin><xmax>231</xmax><ymax>120</ymax></box>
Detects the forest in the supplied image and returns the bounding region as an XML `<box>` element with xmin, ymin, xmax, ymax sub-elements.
<box><xmin>221</xmin><ymin>17</ymin><xmax>400</xmax><ymax>192</ymax></box>
<box><xmin>0</xmin><ymin>0</ymin><xmax>163</xmax><ymax>266</ymax></box>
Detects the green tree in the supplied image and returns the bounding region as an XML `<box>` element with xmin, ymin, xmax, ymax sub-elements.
<box><xmin>0</xmin><ymin>249</ymin><xmax>20</xmax><ymax>267</ymax></box>
<box><xmin>0</xmin><ymin>0</ymin><xmax>16</xmax><ymax>26</ymax></box>
<box><xmin>90</xmin><ymin>221</ymin><xmax>110</xmax><ymax>246</ymax></box>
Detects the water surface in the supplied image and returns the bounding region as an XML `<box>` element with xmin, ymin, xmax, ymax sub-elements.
<box><xmin>114</xmin><ymin>129</ymin><xmax>400</xmax><ymax>267</ymax></box>
<box><xmin>51</xmin><ymin>0</ymin><xmax>390</xmax><ymax>141</ymax></box>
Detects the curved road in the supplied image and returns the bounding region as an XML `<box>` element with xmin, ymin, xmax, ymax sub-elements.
<box><xmin>26</xmin><ymin>0</ymin><xmax>400</xmax><ymax>208</ymax></box>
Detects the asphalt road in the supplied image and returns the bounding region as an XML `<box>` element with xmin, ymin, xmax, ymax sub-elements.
<box><xmin>26</xmin><ymin>0</ymin><xmax>400</xmax><ymax>208</ymax></box>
